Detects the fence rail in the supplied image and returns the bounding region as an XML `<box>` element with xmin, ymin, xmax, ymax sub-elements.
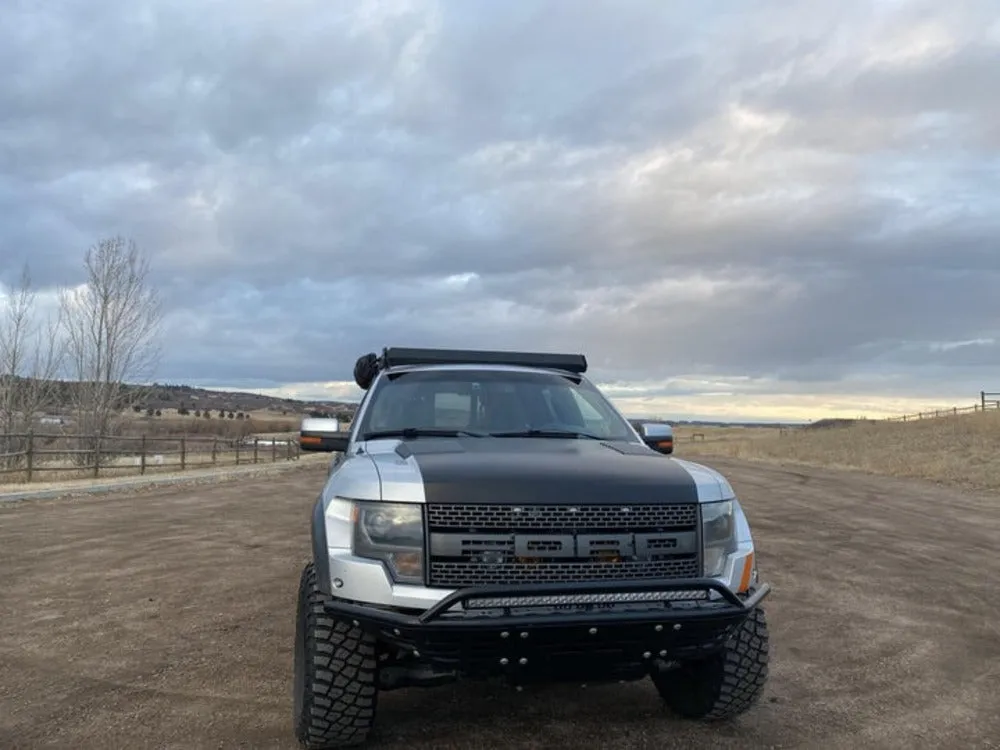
<box><xmin>0</xmin><ymin>432</ymin><xmax>301</xmax><ymax>484</ymax></box>
<box><xmin>883</xmin><ymin>391</ymin><xmax>1000</xmax><ymax>423</ymax></box>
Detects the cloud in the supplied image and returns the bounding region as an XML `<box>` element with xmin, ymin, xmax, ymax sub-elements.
<box><xmin>2</xmin><ymin>0</ymin><xmax>999</xmax><ymax>420</ymax></box>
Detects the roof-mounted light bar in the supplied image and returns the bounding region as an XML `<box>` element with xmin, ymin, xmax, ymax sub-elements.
<box><xmin>379</xmin><ymin>346</ymin><xmax>588</xmax><ymax>374</ymax></box>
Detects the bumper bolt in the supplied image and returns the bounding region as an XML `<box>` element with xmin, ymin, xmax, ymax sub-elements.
<box><xmin>520</xmin><ymin>631</ymin><xmax>529</xmax><ymax>639</ymax></box>
<box><xmin>393</xmin><ymin>628</ymin><xmax>400</xmax><ymax>636</ymax></box>
<box><xmin>643</xmin><ymin>651</ymin><xmax>652</xmax><ymax>659</ymax></box>
<box><xmin>659</xmin><ymin>650</ymin><xmax>667</xmax><ymax>657</ymax></box>
<box><xmin>519</xmin><ymin>657</ymin><xmax>528</xmax><ymax>665</ymax></box>
<box><xmin>673</xmin><ymin>624</ymin><xmax>682</xmax><ymax>631</ymax></box>
<box><xmin>333</xmin><ymin>578</ymin><xmax>344</xmax><ymax>589</ymax></box>
<box><xmin>588</xmin><ymin>627</ymin><xmax>598</xmax><ymax>635</ymax></box>
<box><xmin>501</xmin><ymin>631</ymin><xmax>510</xmax><ymax>639</ymax></box>
<box><xmin>655</xmin><ymin>624</ymin><xmax>663</xmax><ymax>632</ymax></box>
<box><xmin>413</xmin><ymin>650</ymin><xmax>420</xmax><ymax>657</ymax></box>
<box><xmin>500</xmin><ymin>658</ymin><xmax>509</xmax><ymax>666</ymax></box>
<box><xmin>516</xmin><ymin>686</ymin><xmax>523</xmax><ymax>692</ymax></box>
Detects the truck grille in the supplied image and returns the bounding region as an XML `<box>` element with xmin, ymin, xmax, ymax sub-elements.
<box><xmin>426</xmin><ymin>503</ymin><xmax>700</xmax><ymax>587</ymax></box>
<box><xmin>426</xmin><ymin>503</ymin><xmax>698</xmax><ymax>532</ymax></box>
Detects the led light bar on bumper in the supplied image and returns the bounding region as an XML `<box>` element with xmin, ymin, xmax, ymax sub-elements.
<box><xmin>701</xmin><ymin>500</ymin><xmax>739</xmax><ymax>578</ymax></box>
<box><xmin>352</xmin><ymin>501</ymin><xmax>425</xmax><ymax>584</ymax></box>
<box><xmin>464</xmin><ymin>589</ymin><xmax>711</xmax><ymax>609</ymax></box>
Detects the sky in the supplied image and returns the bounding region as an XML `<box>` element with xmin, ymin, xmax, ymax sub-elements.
<box><xmin>2</xmin><ymin>0</ymin><xmax>999</xmax><ymax>422</ymax></box>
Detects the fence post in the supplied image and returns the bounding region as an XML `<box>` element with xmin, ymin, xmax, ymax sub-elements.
<box><xmin>236</xmin><ymin>439</ymin><xmax>241</xmax><ymax>466</ymax></box>
<box><xmin>272</xmin><ymin>438</ymin><xmax>277</xmax><ymax>463</ymax></box>
<box><xmin>141</xmin><ymin>435</ymin><xmax>146</xmax><ymax>475</ymax></box>
<box><xmin>26</xmin><ymin>432</ymin><xmax>34</xmax><ymax>483</ymax></box>
<box><xmin>982</xmin><ymin>391</ymin><xmax>987</xmax><ymax>410</ymax></box>
<box><xmin>253</xmin><ymin>438</ymin><xmax>259</xmax><ymax>464</ymax></box>
<box><xmin>212</xmin><ymin>437</ymin><xmax>218</xmax><ymax>465</ymax></box>
<box><xmin>181</xmin><ymin>437</ymin><xmax>186</xmax><ymax>471</ymax></box>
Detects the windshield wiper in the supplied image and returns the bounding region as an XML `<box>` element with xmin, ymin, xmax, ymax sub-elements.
<box><xmin>489</xmin><ymin>429</ymin><xmax>605</xmax><ymax>440</ymax></box>
<box><xmin>361</xmin><ymin>427</ymin><xmax>489</xmax><ymax>440</ymax></box>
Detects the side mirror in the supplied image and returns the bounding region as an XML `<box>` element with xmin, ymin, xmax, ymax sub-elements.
<box><xmin>639</xmin><ymin>422</ymin><xmax>673</xmax><ymax>454</ymax></box>
<box><xmin>299</xmin><ymin>417</ymin><xmax>350</xmax><ymax>453</ymax></box>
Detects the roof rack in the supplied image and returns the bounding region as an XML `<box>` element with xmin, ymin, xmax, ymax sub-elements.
<box><xmin>351</xmin><ymin>347</ymin><xmax>588</xmax><ymax>390</ymax></box>
<box><xmin>381</xmin><ymin>347</ymin><xmax>588</xmax><ymax>374</ymax></box>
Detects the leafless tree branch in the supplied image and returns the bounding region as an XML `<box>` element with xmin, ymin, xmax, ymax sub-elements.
<box><xmin>59</xmin><ymin>236</ymin><xmax>163</xmax><ymax>463</ymax></box>
<box><xmin>0</xmin><ymin>264</ymin><xmax>67</xmax><ymax>467</ymax></box>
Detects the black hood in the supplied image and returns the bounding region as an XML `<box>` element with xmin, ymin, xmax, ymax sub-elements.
<box><xmin>392</xmin><ymin>437</ymin><xmax>698</xmax><ymax>505</ymax></box>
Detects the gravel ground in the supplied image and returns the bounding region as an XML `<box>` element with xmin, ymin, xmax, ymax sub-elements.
<box><xmin>1</xmin><ymin>457</ymin><xmax>998</xmax><ymax>750</ymax></box>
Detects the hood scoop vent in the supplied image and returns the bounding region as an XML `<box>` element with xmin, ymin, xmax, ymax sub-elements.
<box><xmin>394</xmin><ymin>440</ymin><xmax>467</xmax><ymax>459</ymax></box>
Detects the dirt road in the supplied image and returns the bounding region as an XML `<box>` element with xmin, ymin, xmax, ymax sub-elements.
<box><xmin>2</xmin><ymin>458</ymin><xmax>999</xmax><ymax>749</ymax></box>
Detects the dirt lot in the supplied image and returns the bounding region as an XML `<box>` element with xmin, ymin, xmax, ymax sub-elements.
<box><xmin>2</xmin><ymin>459</ymin><xmax>999</xmax><ymax>750</ymax></box>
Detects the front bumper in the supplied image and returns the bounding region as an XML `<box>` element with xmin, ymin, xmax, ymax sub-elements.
<box><xmin>323</xmin><ymin>578</ymin><xmax>771</xmax><ymax>683</ymax></box>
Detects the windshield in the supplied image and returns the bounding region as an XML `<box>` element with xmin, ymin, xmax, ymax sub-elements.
<box><xmin>356</xmin><ymin>369</ymin><xmax>636</xmax><ymax>441</ymax></box>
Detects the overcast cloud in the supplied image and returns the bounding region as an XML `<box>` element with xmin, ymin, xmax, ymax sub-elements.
<box><xmin>2</xmin><ymin>0</ymin><xmax>998</xmax><ymax>420</ymax></box>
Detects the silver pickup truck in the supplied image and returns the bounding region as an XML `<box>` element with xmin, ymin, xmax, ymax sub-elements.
<box><xmin>292</xmin><ymin>347</ymin><xmax>771</xmax><ymax>749</ymax></box>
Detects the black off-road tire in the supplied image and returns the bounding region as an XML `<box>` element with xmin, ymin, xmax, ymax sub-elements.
<box><xmin>293</xmin><ymin>563</ymin><xmax>379</xmax><ymax>749</ymax></box>
<box><xmin>652</xmin><ymin>607</ymin><xmax>769</xmax><ymax>720</ymax></box>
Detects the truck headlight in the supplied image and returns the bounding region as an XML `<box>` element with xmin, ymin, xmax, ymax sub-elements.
<box><xmin>701</xmin><ymin>500</ymin><xmax>738</xmax><ymax>578</ymax></box>
<box><xmin>352</xmin><ymin>501</ymin><xmax>425</xmax><ymax>584</ymax></box>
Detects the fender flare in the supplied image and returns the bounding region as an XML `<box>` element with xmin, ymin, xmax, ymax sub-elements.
<box><xmin>310</xmin><ymin>497</ymin><xmax>333</xmax><ymax>596</ymax></box>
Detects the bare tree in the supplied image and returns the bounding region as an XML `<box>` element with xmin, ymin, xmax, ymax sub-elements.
<box><xmin>59</xmin><ymin>237</ymin><xmax>162</xmax><ymax>462</ymax></box>
<box><xmin>0</xmin><ymin>264</ymin><xmax>66</xmax><ymax>469</ymax></box>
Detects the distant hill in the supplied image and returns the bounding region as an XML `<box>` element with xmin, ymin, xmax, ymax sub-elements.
<box><xmin>804</xmin><ymin>418</ymin><xmax>876</xmax><ymax>430</ymax></box>
<box><xmin>15</xmin><ymin>377</ymin><xmax>809</xmax><ymax>428</ymax></box>
<box><xmin>133</xmin><ymin>383</ymin><xmax>359</xmax><ymax>420</ymax></box>
<box><xmin>626</xmin><ymin>416</ymin><xmax>801</xmax><ymax>429</ymax></box>
<box><xmin>3</xmin><ymin>376</ymin><xmax>360</xmax><ymax>422</ymax></box>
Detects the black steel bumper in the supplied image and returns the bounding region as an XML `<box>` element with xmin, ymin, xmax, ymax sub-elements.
<box><xmin>323</xmin><ymin>578</ymin><xmax>771</xmax><ymax>682</ymax></box>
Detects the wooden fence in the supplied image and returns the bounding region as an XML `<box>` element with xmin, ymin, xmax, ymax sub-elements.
<box><xmin>0</xmin><ymin>432</ymin><xmax>301</xmax><ymax>484</ymax></box>
<box><xmin>883</xmin><ymin>391</ymin><xmax>1000</xmax><ymax>423</ymax></box>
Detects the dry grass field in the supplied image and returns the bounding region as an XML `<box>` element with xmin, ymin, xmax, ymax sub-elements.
<box><xmin>675</xmin><ymin>411</ymin><xmax>1000</xmax><ymax>493</ymax></box>
<box><xmin>1</xmin><ymin>406</ymin><xmax>305</xmax><ymax>486</ymax></box>
<box><xmin>0</xmin><ymin>431</ymin><xmax>302</xmax><ymax>486</ymax></box>
<box><xmin>120</xmin><ymin>408</ymin><xmax>300</xmax><ymax>434</ymax></box>
<box><xmin>2</xmin><ymin>458</ymin><xmax>999</xmax><ymax>749</ymax></box>
<box><xmin>0</xmin><ymin>448</ymin><xmax>321</xmax><ymax>495</ymax></box>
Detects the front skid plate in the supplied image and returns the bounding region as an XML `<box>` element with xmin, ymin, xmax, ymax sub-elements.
<box><xmin>374</xmin><ymin>612</ymin><xmax>745</xmax><ymax>680</ymax></box>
